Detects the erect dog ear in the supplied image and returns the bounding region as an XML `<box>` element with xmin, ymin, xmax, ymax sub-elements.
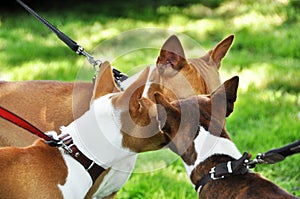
<box><xmin>156</xmin><ymin>35</ymin><xmax>187</xmax><ymax>71</ymax></box>
<box><xmin>114</xmin><ymin>66</ymin><xmax>150</xmax><ymax>111</ymax></box>
<box><xmin>211</xmin><ymin>76</ymin><xmax>239</xmax><ymax>118</ymax></box>
<box><xmin>203</xmin><ymin>34</ymin><xmax>234</xmax><ymax>69</ymax></box>
<box><xmin>91</xmin><ymin>61</ymin><xmax>120</xmax><ymax>102</ymax></box>
<box><xmin>161</xmin><ymin>35</ymin><xmax>185</xmax><ymax>59</ymax></box>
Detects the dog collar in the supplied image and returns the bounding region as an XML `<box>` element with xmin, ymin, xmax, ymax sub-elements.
<box><xmin>195</xmin><ymin>152</ymin><xmax>251</xmax><ymax>194</ymax></box>
<box><xmin>59</xmin><ymin>133</ymin><xmax>105</xmax><ymax>184</ymax></box>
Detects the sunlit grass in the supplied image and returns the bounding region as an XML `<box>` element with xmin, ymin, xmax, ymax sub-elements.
<box><xmin>1</xmin><ymin>0</ymin><xmax>300</xmax><ymax>197</ymax></box>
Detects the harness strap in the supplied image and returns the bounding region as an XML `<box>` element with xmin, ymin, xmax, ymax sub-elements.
<box><xmin>195</xmin><ymin>152</ymin><xmax>250</xmax><ymax>194</ymax></box>
<box><xmin>59</xmin><ymin>134</ymin><xmax>105</xmax><ymax>184</ymax></box>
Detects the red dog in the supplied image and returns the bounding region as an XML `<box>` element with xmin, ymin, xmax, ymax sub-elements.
<box><xmin>154</xmin><ymin>76</ymin><xmax>299</xmax><ymax>199</ymax></box>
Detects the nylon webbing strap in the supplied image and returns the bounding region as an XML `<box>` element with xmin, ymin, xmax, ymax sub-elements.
<box><xmin>0</xmin><ymin>106</ymin><xmax>52</xmax><ymax>141</ymax></box>
<box><xmin>258</xmin><ymin>139</ymin><xmax>300</xmax><ymax>164</ymax></box>
<box><xmin>16</xmin><ymin>0</ymin><xmax>128</xmax><ymax>86</ymax></box>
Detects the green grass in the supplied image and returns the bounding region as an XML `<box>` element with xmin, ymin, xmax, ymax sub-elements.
<box><xmin>1</xmin><ymin>0</ymin><xmax>299</xmax><ymax>198</ymax></box>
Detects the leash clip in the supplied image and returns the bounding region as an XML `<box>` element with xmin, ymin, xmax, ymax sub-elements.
<box><xmin>60</xmin><ymin>142</ymin><xmax>73</xmax><ymax>154</ymax></box>
<box><xmin>80</xmin><ymin>48</ymin><xmax>102</xmax><ymax>71</ymax></box>
<box><xmin>45</xmin><ymin>135</ymin><xmax>73</xmax><ymax>154</ymax></box>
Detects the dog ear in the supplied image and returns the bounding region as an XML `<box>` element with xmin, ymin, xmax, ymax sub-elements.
<box><xmin>211</xmin><ymin>76</ymin><xmax>239</xmax><ymax>118</ymax></box>
<box><xmin>114</xmin><ymin>66</ymin><xmax>150</xmax><ymax>111</ymax></box>
<box><xmin>204</xmin><ymin>35</ymin><xmax>234</xmax><ymax>69</ymax></box>
<box><xmin>91</xmin><ymin>61</ymin><xmax>120</xmax><ymax>101</ymax></box>
<box><xmin>156</xmin><ymin>35</ymin><xmax>187</xmax><ymax>72</ymax></box>
<box><xmin>161</xmin><ymin>35</ymin><xmax>185</xmax><ymax>59</ymax></box>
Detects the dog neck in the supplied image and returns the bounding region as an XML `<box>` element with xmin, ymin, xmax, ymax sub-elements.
<box><xmin>183</xmin><ymin>127</ymin><xmax>242</xmax><ymax>186</ymax></box>
<box><xmin>61</xmin><ymin>93</ymin><xmax>136</xmax><ymax>169</ymax></box>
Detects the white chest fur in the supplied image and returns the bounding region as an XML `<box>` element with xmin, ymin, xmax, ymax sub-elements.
<box><xmin>60</xmin><ymin>93</ymin><xmax>137</xmax><ymax>198</ymax></box>
<box><xmin>64</xmin><ymin>94</ymin><xmax>136</xmax><ymax>168</ymax></box>
<box><xmin>184</xmin><ymin>127</ymin><xmax>242</xmax><ymax>181</ymax></box>
<box><xmin>58</xmin><ymin>151</ymin><xmax>92</xmax><ymax>199</ymax></box>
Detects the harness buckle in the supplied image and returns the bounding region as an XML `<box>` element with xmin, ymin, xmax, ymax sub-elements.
<box><xmin>209</xmin><ymin>167</ymin><xmax>225</xmax><ymax>180</ymax></box>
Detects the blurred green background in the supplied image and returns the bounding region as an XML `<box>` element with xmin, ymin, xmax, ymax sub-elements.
<box><xmin>0</xmin><ymin>0</ymin><xmax>299</xmax><ymax>198</ymax></box>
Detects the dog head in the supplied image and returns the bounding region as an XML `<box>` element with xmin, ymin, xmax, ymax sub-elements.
<box><xmin>149</xmin><ymin>34</ymin><xmax>234</xmax><ymax>101</ymax></box>
<box><xmin>154</xmin><ymin>76</ymin><xmax>239</xmax><ymax>163</ymax></box>
<box><xmin>91</xmin><ymin>62</ymin><xmax>168</xmax><ymax>153</ymax></box>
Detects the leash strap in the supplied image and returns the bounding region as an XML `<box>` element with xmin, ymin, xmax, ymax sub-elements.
<box><xmin>0</xmin><ymin>106</ymin><xmax>56</xmax><ymax>142</ymax></box>
<box><xmin>259</xmin><ymin>139</ymin><xmax>300</xmax><ymax>163</ymax></box>
<box><xmin>0</xmin><ymin>106</ymin><xmax>105</xmax><ymax>183</ymax></box>
<box><xmin>16</xmin><ymin>0</ymin><xmax>99</xmax><ymax>67</ymax></box>
<box><xmin>16</xmin><ymin>0</ymin><xmax>128</xmax><ymax>87</ymax></box>
<box><xmin>247</xmin><ymin>139</ymin><xmax>300</xmax><ymax>167</ymax></box>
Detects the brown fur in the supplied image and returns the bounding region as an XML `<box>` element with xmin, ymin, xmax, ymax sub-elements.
<box><xmin>0</xmin><ymin>34</ymin><xmax>234</xmax><ymax>148</ymax></box>
<box><xmin>0</xmin><ymin>62</ymin><xmax>165</xmax><ymax>199</ymax></box>
<box><xmin>149</xmin><ymin>34</ymin><xmax>234</xmax><ymax>101</ymax></box>
<box><xmin>0</xmin><ymin>139</ymin><xmax>67</xmax><ymax>199</ymax></box>
<box><xmin>191</xmin><ymin>155</ymin><xmax>298</xmax><ymax>199</ymax></box>
<box><xmin>155</xmin><ymin>76</ymin><xmax>298</xmax><ymax>198</ymax></box>
<box><xmin>155</xmin><ymin>77</ymin><xmax>239</xmax><ymax>158</ymax></box>
<box><xmin>0</xmin><ymin>81</ymin><xmax>93</xmax><ymax>146</ymax></box>
<box><xmin>0</xmin><ymin>35</ymin><xmax>234</xmax><ymax>198</ymax></box>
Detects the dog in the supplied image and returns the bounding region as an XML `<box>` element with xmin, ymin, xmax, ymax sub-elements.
<box><xmin>154</xmin><ymin>76</ymin><xmax>299</xmax><ymax>199</ymax></box>
<box><xmin>0</xmin><ymin>61</ymin><xmax>175</xmax><ymax>199</ymax></box>
<box><xmin>0</xmin><ymin>34</ymin><xmax>234</xmax><ymax>148</ymax></box>
<box><xmin>0</xmin><ymin>34</ymin><xmax>234</xmax><ymax>199</ymax></box>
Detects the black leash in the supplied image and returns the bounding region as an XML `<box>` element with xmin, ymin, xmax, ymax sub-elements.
<box><xmin>16</xmin><ymin>0</ymin><xmax>128</xmax><ymax>88</ymax></box>
<box><xmin>247</xmin><ymin>139</ymin><xmax>300</xmax><ymax>167</ymax></box>
<box><xmin>195</xmin><ymin>140</ymin><xmax>300</xmax><ymax>193</ymax></box>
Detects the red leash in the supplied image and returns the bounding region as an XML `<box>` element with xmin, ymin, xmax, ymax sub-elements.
<box><xmin>0</xmin><ymin>106</ymin><xmax>52</xmax><ymax>141</ymax></box>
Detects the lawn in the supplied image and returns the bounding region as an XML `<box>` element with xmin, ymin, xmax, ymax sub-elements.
<box><xmin>0</xmin><ymin>0</ymin><xmax>299</xmax><ymax>198</ymax></box>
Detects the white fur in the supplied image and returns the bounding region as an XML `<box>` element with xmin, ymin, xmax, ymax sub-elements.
<box><xmin>59</xmin><ymin>152</ymin><xmax>93</xmax><ymax>199</ymax></box>
<box><xmin>58</xmin><ymin>93</ymin><xmax>138</xmax><ymax>198</ymax></box>
<box><xmin>120</xmin><ymin>65</ymin><xmax>156</xmax><ymax>98</ymax></box>
<box><xmin>56</xmin><ymin>67</ymin><xmax>157</xmax><ymax>198</ymax></box>
<box><xmin>184</xmin><ymin>127</ymin><xmax>242</xmax><ymax>183</ymax></box>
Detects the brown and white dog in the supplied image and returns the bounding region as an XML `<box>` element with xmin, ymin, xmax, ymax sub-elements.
<box><xmin>0</xmin><ymin>34</ymin><xmax>234</xmax><ymax>148</ymax></box>
<box><xmin>155</xmin><ymin>77</ymin><xmax>299</xmax><ymax>199</ymax></box>
<box><xmin>0</xmin><ymin>61</ymin><xmax>172</xmax><ymax>199</ymax></box>
<box><xmin>0</xmin><ymin>34</ymin><xmax>234</xmax><ymax>199</ymax></box>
